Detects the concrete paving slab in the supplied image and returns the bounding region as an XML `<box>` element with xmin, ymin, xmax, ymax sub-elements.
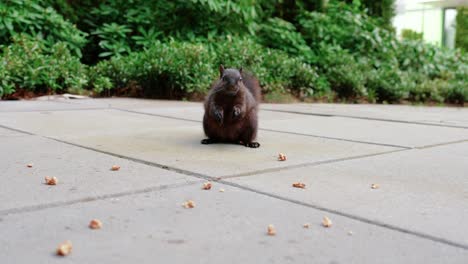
<box><xmin>226</xmin><ymin>142</ymin><xmax>468</xmax><ymax>246</ymax></box>
<box><xmin>0</xmin><ymin>110</ymin><xmax>398</xmax><ymax>178</ymax></box>
<box><xmin>0</xmin><ymin>134</ymin><xmax>197</xmax><ymax>213</ymax></box>
<box><xmin>1</xmin><ymin>183</ymin><xmax>467</xmax><ymax>264</ymax></box>
<box><xmin>0</xmin><ymin>100</ymin><xmax>106</xmax><ymax>112</ymax></box>
<box><xmin>260</xmin><ymin>112</ymin><xmax>468</xmax><ymax>148</ymax></box>
<box><xmin>98</xmin><ymin>104</ymin><xmax>468</xmax><ymax>149</ymax></box>
<box><xmin>262</xmin><ymin>103</ymin><xmax>468</xmax><ymax>128</ymax></box>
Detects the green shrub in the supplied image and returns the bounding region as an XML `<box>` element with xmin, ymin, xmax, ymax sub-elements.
<box><xmin>396</xmin><ymin>40</ymin><xmax>463</xmax><ymax>79</ymax></box>
<box><xmin>0</xmin><ymin>0</ymin><xmax>466</xmax><ymax>104</ymax></box>
<box><xmin>258</xmin><ymin>18</ymin><xmax>313</xmax><ymax>60</ymax></box>
<box><xmin>442</xmin><ymin>63</ymin><xmax>468</xmax><ymax>104</ymax></box>
<box><xmin>70</xmin><ymin>0</ymin><xmax>260</xmax><ymax>60</ymax></box>
<box><xmin>212</xmin><ymin>37</ymin><xmax>319</xmax><ymax>96</ymax></box>
<box><xmin>93</xmin><ymin>37</ymin><xmax>320</xmax><ymax>98</ymax></box>
<box><xmin>366</xmin><ymin>65</ymin><xmax>410</xmax><ymax>103</ymax></box>
<box><xmin>315</xmin><ymin>45</ymin><xmax>369</xmax><ymax>98</ymax></box>
<box><xmin>299</xmin><ymin>2</ymin><xmax>397</xmax><ymax>60</ymax></box>
<box><xmin>0</xmin><ymin>35</ymin><xmax>88</xmax><ymax>98</ymax></box>
<box><xmin>0</xmin><ymin>0</ymin><xmax>87</xmax><ymax>57</ymax></box>
<box><xmin>408</xmin><ymin>78</ymin><xmax>446</xmax><ymax>103</ymax></box>
<box><xmin>455</xmin><ymin>7</ymin><xmax>468</xmax><ymax>53</ymax></box>
<box><xmin>401</xmin><ymin>29</ymin><xmax>423</xmax><ymax>41</ymax></box>
<box><xmin>93</xmin><ymin>40</ymin><xmax>216</xmax><ymax>97</ymax></box>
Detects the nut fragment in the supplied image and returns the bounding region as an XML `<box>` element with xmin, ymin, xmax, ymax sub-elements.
<box><xmin>267</xmin><ymin>224</ymin><xmax>276</xmax><ymax>236</ymax></box>
<box><xmin>371</xmin><ymin>184</ymin><xmax>380</xmax><ymax>189</ymax></box>
<box><xmin>348</xmin><ymin>231</ymin><xmax>354</xmax><ymax>236</ymax></box>
<box><xmin>183</xmin><ymin>200</ymin><xmax>195</xmax><ymax>209</ymax></box>
<box><xmin>278</xmin><ymin>153</ymin><xmax>287</xmax><ymax>161</ymax></box>
<box><xmin>322</xmin><ymin>216</ymin><xmax>332</xmax><ymax>228</ymax></box>
<box><xmin>27</xmin><ymin>164</ymin><xmax>33</xmax><ymax>168</ymax></box>
<box><xmin>56</xmin><ymin>241</ymin><xmax>72</xmax><ymax>256</ymax></box>
<box><xmin>111</xmin><ymin>165</ymin><xmax>120</xmax><ymax>171</ymax></box>
<box><xmin>89</xmin><ymin>219</ymin><xmax>103</xmax><ymax>229</ymax></box>
<box><xmin>292</xmin><ymin>182</ymin><xmax>306</xmax><ymax>189</ymax></box>
<box><xmin>45</xmin><ymin>176</ymin><xmax>58</xmax><ymax>185</ymax></box>
<box><xmin>202</xmin><ymin>182</ymin><xmax>212</xmax><ymax>190</ymax></box>
<box><xmin>219</xmin><ymin>188</ymin><xmax>225</xmax><ymax>193</ymax></box>
<box><xmin>303</xmin><ymin>223</ymin><xmax>310</xmax><ymax>228</ymax></box>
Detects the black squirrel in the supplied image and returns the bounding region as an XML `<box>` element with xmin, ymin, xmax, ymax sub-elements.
<box><xmin>201</xmin><ymin>65</ymin><xmax>261</xmax><ymax>148</ymax></box>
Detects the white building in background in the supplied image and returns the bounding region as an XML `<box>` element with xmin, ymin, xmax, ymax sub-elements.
<box><xmin>393</xmin><ymin>0</ymin><xmax>467</xmax><ymax>48</ymax></box>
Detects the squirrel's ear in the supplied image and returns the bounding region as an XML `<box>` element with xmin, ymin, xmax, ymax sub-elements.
<box><xmin>239</xmin><ymin>67</ymin><xmax>243</xmax><ymax>74</ymax></box>
<box><xmin>219</xmin><ymin>65</ymin><xmax>225</xmax><ymax>77</ymax></box>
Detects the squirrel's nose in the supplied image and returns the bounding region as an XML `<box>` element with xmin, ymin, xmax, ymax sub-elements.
<box><xmin>227</xmin><ymin>79</ymin><xmax>235</xmax><ymax>86</ymax></box>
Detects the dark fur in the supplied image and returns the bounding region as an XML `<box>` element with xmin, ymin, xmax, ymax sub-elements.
<box><xmin>202</xmin><ymin>65</ymin><xmax>261</xmax><ymax>148</ymax></box>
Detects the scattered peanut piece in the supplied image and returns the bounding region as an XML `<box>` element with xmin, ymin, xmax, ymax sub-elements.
<box><xmin>89</xmin><ymin>219</ymin><xmax>103</xmax><ymax>229</ymax></box>
<box><xmin>292</xmin><ymin>182</ymin><xmax>306</xmax><ymax>189</ymax></box>
<box><xmin>183</xmin><ymin>200</ymin><xmax>195</xmax><ymax>209</ymax></box>
<box><xmin>371</xmin><ymin>184</ymin><xmax>380</xmax><ymax>189</ymax></box>
<box><xmin>322</xmin><ymin>216</ymin><xmax>332</xmax><ymax>228</ymax></box>
<box><xmin>278</xmin><ymin>153</ymin><xmax>287</xmax><ymax>161</ymax></box>
<box><xmin>45</xmin><ymin>176</ymin><xmax>58</xmax><ymax>185</ymax></box>
<box><xmin>348</xmin><ymin>231</ymin><xmax>354</xmax><ymax>236</ymax></box>
<box><xmin>27</xmin><ymin>164</ymin><xmax>33</xmax><ymax>168</ymax></box>
<box><xmin>267</xmin><ymin>224</ymin><xmax>276</xmax><ymax>236</ymax></box>
<box><xmin>56</xmin><ymin>241</ymin><xmax>72</xmax><ymax>256</ymax></box>
<box><xmin>202</xmin><ymin>182</ymin><xmax>212</xmax><ymax>190</ymax></box>
<box><xmin>111</xmin><ymin>165</ymin><xmax>120</xmax><ymax>171</ymax></box>
<box><xmin>303</xmin><ymin>223</ymin><xmax>310</xmax><ymax>228</ymax></box>
<box><xmin>219</xmin><ymin>188</ymin><xmax>225</xmax><ymax>193</ymax></box>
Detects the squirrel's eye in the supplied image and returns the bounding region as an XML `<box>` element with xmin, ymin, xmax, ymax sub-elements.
<box><xmin>239</xmin><ymin>77</ymin><xmax>243</xmax><ymax>81</ymax></box>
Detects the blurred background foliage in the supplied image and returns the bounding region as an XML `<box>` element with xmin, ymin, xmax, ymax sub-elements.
<box><xmin>0</xmin><ymin>0</ymin><xmax>467</xmax><ymax>104</ymax></box>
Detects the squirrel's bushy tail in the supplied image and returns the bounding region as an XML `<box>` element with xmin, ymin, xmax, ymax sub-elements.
<box><xmin>241</xmin><ymin>72</ymin><xmax>261</xmax><ymax>102</ymax></box>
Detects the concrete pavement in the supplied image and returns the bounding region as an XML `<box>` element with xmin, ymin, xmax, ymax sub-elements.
<box><xmin>0</xmin><ymin>98</ymin><xmax>467</xmax><ymax>263</ymax></box>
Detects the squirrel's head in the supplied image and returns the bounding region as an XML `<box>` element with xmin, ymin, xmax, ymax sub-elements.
<box><xmin>218</xmin><ymin>65</ymin><xmax>243</xmax><ymax>95</ymax></box>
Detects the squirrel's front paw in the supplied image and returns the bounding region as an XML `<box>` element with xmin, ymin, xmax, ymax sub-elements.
<box><xmin>232</xmin><ymin>106</ymin><xmax>242</xmax><ymax>119</ymax></box>
<box><xmin>213</xmin><ymin>109</ymin><xmax>223</xmax><ymax>125</ymax></box>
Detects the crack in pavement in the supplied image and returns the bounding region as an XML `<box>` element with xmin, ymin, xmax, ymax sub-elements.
<box><xmin>220</xmin><ymin>148</ymin><xmax>408</xmax><ymax>179</ymax></box>
<box><xmin>416</xmin><ymin>139</ymin><xmax>468</xmax><ymax>149</ymax></box>
<box><xmin>0</xmin><ymin>181</ymin><xmax>201</xmax><ymax>216</ymax></box>
<box><xmin>0</xmin><ymin>107</ymin><xmax>108</xmax><ymax>113</ymax></box>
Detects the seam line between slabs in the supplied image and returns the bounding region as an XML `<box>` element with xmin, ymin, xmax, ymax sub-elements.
<box><xmin>261</xmin><ymin>109</ymin><xmax>468</xmax><ymax>129</ymax></box>
<box><xmin>0</xmin><ymin>181</ymin><xmax>200</xmax><ymax>216</ymax></box>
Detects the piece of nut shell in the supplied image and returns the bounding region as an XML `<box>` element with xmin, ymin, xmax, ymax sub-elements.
<box><xmin>292</xmin><ymin>182</ymin><xmax>306</xmax><ymax>189</ymax></box>
<box><xmin>183</xmin><ymin>200</ymin><xmax>195</xmax><ymax>208</ymax></box>
<box><xmin>56</xmin><ymin>241</ymin><xmax>72</xmax><ymax>256</ymax></box>
<box><xmin>202</xmin><ymin>182</ymin><xmax>212</xmax><ymax>190</ymax></box>
<box><xmin>89</xmin><ymin>219</ymin><xmax>103</xmax><ymax>229</ymax></box>
<box><xmin>322</xmin><ymin>216</ymin><xmax>332</xmax><ymax>228</ymax></box>
<box><xmin>278</xmin><ymin>153</ymin><xmax>287</xmax><ymax>161</ymax></box>
<box><xmin>45</xmin><ymin>176</ymin><xmax>58</xmax><ymax>185</ymax></box>
<box><xmin>267</xmin><ymin>224</ymin><xmax>276</xmax><ymax>236</ymax></box>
